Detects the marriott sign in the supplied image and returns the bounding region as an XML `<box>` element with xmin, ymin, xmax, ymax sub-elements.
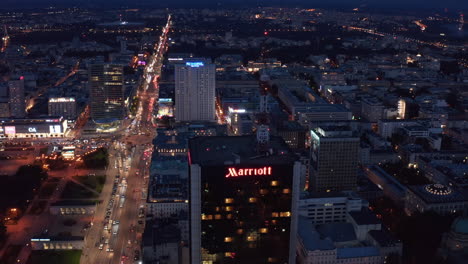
<box><xmin>225</xmin><ymin>167</ymin><xmax>272</xmax><ymax>178</ymax></box>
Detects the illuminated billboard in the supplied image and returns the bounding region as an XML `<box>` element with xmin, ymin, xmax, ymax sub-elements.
<box><xmin>49</xmin><ymin>125</ymin><xmax>62</xmax><ymax>134</ymax></box>
<box><xmin>4</xmin><ymin>126</ymin><xmax>15</xmax><ymax>135</ymax></box>
<box><xmin>186</xmin><ymin>62</ymin><xmax>204</xmax><ymax>68</ymax></box>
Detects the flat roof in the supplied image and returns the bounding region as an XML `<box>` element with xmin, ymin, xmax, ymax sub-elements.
<box><xmin>349</xmin><ymin>208</ymin><xmax>381</xmax><ymax>225</ymax></box>
<box><xmin>189</xmin><ymin>136</ymin><xmax>297</xmax><ymax>166</ymax></box>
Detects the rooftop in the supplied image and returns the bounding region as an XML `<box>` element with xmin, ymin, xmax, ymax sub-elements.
<box><xmin>349</xmin><ymin>208</ymin><xmax>381</xmax><ymax>226</ymax></box>
<box><xmin>408</xmin><ymin>184</ymin><xmax>468</xmax><ymax>204</ymax></box>
<box><xmin>189</xmin><ymin>136</ymin><xmax>296</xmax><ymax>166</ymax></box>
<box><xmin>316</xmin><ymin>222</ymin><xmax>357</xmax><ymax>242</ymax></box>
<box><xmin>298</xmin><ymin>217</ymin><xmax>335</xmax><ymax>251</ymax></box>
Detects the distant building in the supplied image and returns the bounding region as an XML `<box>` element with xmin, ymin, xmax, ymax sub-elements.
<box><xmin>189</xmin><ymin>136</ymin><xmax>302</xmax><ymax>264</ymax></box>
<box><xmin>175</xmin><ymin>60</ymin><xmax>215</xmax><ymax>122</ymax></box>
<box><xmin>310</xmin><ymin>126</ymin><xmax>359</xmax><ymax>192</ymax></box>
<box><xmin>361</xmin><ymin>97</ymin><xmax>384</xmax><ymax>123</ymax></box>
<box><xmin>405</xmin><ymin>184</ymin><xmax>468</xmax><ymax>216</ymax></box>
<box><xmin>8</xmin><ymin>78</ymin><xmax>25</xmax><ymax>118</ymax></box>
<box><xmin>276</xmin><ymin>121</ymin><xmax>307</xmax><ymax>150</ymax></box>
<box><xmin>88</xmin><ymin>64</ymin><xmax>124</xmax><ymax>122</ymax></box>
<box><xmin>227</xmin><ymin>108</ymin><xmax>253</xmax><ymax>136</ymax></box>
<box><xmin>48</xmin><ymin>97</ymin><xmax>77</xmax><ymax>120</ymax></box>
<box><xmin>298</xmin><ymin>192</ymin><xmax>366</xmax><ymax>225</ymax></box>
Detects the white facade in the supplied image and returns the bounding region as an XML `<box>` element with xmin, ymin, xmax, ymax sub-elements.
<box><xmin>147</xmin><ymin>202</ymin><xmax>188</xmax><ymax>218</ymax></box>
<box><xmin>298</xmin><ymin>195</ymin><xmax>364</xmax><ymax>224</ymax></box>
<box><xmin>175</xmin><ymin>61</ymin><xmax>216</xmax><ymax>122</ymax></box>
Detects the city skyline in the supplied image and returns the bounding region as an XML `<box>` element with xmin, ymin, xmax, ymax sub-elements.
<box><xmin>0</xmin><ymin>3</ymin><xmax>467</xmax><ymax>264</ymax></box>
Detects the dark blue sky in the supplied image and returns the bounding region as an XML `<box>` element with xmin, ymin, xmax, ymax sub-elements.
<box><xmin>1</xmin><ymin>0</ymin><xmax>467</xmax><ymax>10</ymax></box>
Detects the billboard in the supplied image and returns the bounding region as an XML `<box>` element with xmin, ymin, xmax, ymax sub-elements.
<box><xmin>49</xmin><ymin>125</ymin><xmax>62</xmax><ymax>134</ymax></box>
<box><xmin>4</xmin><ymin>126</ymin><xmax>15</xmax><ymax>135</ymax></box>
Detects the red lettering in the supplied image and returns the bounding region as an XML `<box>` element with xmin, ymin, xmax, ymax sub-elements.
<box><xmin>225</xmin><ymin>168</ymin><xmax>238</xmax><ymax>178</ymax></box>
<box><xmin>225</xmin><ymin>167</ymin><xmax>273</xmax><ymax>178</ymax></box>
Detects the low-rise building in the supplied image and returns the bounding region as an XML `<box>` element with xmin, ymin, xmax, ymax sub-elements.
<box><xmin>405</xmin><ymin>184</ymin><xmax>468</xmax><ymax>216</ymax></box>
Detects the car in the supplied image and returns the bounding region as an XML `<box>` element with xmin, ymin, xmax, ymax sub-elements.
<box><xmin>105</xmin><ymin>238</ymin><xmax>109</xmax><ymax>244</ymax></box>
<box><xmin>113</xmin><ymin>220</ymin><xmax>119</xmax><ymax>225</ymax></box>
<box><xmin>99</xmin><ymin>244</ymin><xmax>104</xmax><ymax>250</ymax></box>
<box><xmin>106</xmin><ymin>247</ymin><xmax>114</xmax><ymax>252</ymax></box>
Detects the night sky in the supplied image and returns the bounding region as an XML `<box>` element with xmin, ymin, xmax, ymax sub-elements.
<box><xmin>1</xmin><ymin>0</ymin><xmax>467</xmax><ymax>10</ymax></box>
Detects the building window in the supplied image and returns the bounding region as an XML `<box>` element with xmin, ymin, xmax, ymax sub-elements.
<box><xmin>280</xmin><ymin>211</ymin><xmax>291</xmax><ymax>217</ymax></box>
<box><xmin>249</xmin><ymin>197</ymin><xmax>257</xmax><ymax>203</ymax></box>
<box><xmin>225</xmin><ymin>198</ymin><xmax>234</xmax><ymax>204</ymax></box>
<box><xmin>271</xmin><ymin>181</ymin><xmax>279</xmax><ymax>186</ymax></box>
<box><xmin>224</xmin><ymin>237</ymin><xmax>233</xmax><ymax>242</ymax></box>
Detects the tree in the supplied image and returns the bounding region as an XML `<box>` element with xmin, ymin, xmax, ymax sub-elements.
<box><xmin>83</xmin><ymin>148</ymin><xmax>109</xmax><ymax>169</ymax></box>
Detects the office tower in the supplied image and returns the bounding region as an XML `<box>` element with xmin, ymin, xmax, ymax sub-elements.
<box><xmin>88</xmin><ymin>64</ymin><xmax>124</xmax><ymax>121</ymax></box>
<box><xmin>48</xmin><ymin>97</ymin><xmax>77</xmax><ymax>119</ymax></box>
<box><xmin>189</xmin><ymin>136</ymin><xmax>302</xmax><ymax>264</ymax></box>
<box><xmin>8</xmin><ymin>78</ymin><xmax>25</xmax><ymax>118</ymax></box>
<box><xmin>175</xmin><ymin>60</ymin><xmax>215</xmax><ymax>122</ymax></box>
<box><xmin>310</xmin><ymin>125</ymin><xmax>359</xmax><ymax>192</ymax></box>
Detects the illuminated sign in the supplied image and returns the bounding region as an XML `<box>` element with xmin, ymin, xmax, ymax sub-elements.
<box><xmin>158</xmin><ymin>98</ymin><xmax>173</xmax><ymax>103</ymax></box>
<box><xmin>28</xmin><ymin>127</ymin><xmax>37</xmax><ymax>133</ymax></box>
<box><xmin>4</xmin><ymin>126</ymin><xmax>15</xmax><ymax>135</ymax></box>
<box><xmin>186</xmin><ymin>62</ymin><xmax>204</xmax><ymax>68</ymax></box>
<box><xmin>225</xmin><ymin>167</ymin><xmax>272</xmax><ymax>178</ymax></box>
<box><xmin>49</xmin><ymin>125</ymin><xmax>62</xmax><ymax>134</ymax></box>
<box><xmin>228</xmin><ymin>107</ymin><xmax>246</xmax><ymax>114</ymax></box>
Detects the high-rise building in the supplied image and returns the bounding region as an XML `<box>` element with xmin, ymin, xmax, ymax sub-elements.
<box><xmin>175</xmin><ymin>60</ymin><xmax>215</xmax><ymax>122</ymax></box>
<box><xmin>310</xmin><ymin>126</ymin><xmax>359</xmax><ymax>192</ymax></box>
<box><xmin>88</xmin><ymin>64</ymin><xmax>124</xmax><ymax>121</ymax></box>
<box><xmin>188</xmin><ymin>136</ymin><xmax>302</xmax><ymax>264</ymax></box>
<box><xmin>48</xmin><ymin>97</ymin><xmax>77</xmax><ymax>120</ymax></box>
<box><xmin>8</xmin><ymin>78</ymin><xmax>25</xmax><ymax>118</ymax></box>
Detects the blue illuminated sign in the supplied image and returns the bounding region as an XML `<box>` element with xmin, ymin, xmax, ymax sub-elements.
<box><xmin>186</xmin><ymin>62</ymin><xmax>204</xmax><ymax>67</ymax></box>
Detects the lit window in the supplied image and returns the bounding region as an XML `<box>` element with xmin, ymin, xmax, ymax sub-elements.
<box><xmin>236</xmin><ymin>229</ymin><xmax>244</xmax><ymax>234</ymax></box>
<box><xmin>226</xmin><ymin>214</ymin><xmax>233</xmax><ymax>219</ymax></box>
<box><xmin>271</xmin><ymin>212</ymin><xmax>279</xmax><ymax>217</ymax></box>
<box><xmin>260</xmin><ymin>189</ymin><xmax>268</xmax><ymax>195</ymax></box>
<box><xmin>224</xmin><ymin>252</ymin><xmax>233</xmax><ymax>257</ymax></box>
<box><xmin>225</xmin><ymin>198</ymin><xmax>234</xmax><ymax>204</ymax></box>
<box><xmin>280</xmin><ymin>211</ymin><xmax>291</xmax><ymax>217</ymax></box>
<box><xmin>271</xmin><ymin>181</ymin><xmax>279</xmax><ymax>186</ymax></box>
<box><xmin>247</xmin><ymin>236</ymin><xmax>256</xmax><ymax>242</ymax></box>
<box><xmin>224</xmin><ymin>237</ymin><xmax>233</xmax><ymax>242</ymax></box>
<box><xmin>249</xmin><ymin>197</ymin><xmax>257</xmax><ymax>203</ymax></box>
<box><xmin>215</xmin><ymin>214</ymin><xmax>222</xmax><ymax>220</ymax></box>
<box><xmin>225</xmin><ymin>206</ymin><xmax>233</xmax><ymax>212</ymax></box>
<box><xmin>282</xmin><ymin>189</ymin><xmax>291</xmax><ymax>194</ymax></box>
<box><xmin>259</xmin><ymin>228</ymin><xmax>268</xmax><ymax>233</ymax></box>
<box><xmin>202</xmin><ymin>214</ymin><xmax>213</xmax><ymax>220</ymax></box>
